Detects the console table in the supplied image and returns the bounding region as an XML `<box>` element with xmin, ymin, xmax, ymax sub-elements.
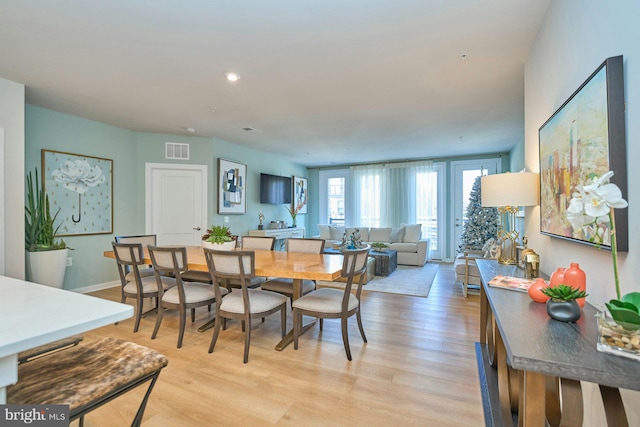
<box><xmin>476</xmin><ymin>259</ymin><xmax>640</xmax><ymax>427</ymax></box>
<box><xmin>248</xmin><ymin>227</ymin><xmax>304</xmax><ymax>250</ymax></box>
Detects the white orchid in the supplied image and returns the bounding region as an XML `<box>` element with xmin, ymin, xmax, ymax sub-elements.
<box><xmin>566</xmin><ymin>171</ymin><xmax>627</xmax><ymax>246</ymax></box>
<box><xmin>566</xmin><ymin>170</ymin><xmax>627</xmax><ymax>302</ymax></box>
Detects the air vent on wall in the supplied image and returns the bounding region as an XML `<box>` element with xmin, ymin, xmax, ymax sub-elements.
<box><xmin>165</xmin><ymin>142</ymin><xmax>189</xmax><ymax>160</ymax></box>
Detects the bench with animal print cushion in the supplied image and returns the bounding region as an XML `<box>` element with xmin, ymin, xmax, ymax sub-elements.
<box><xmin>8</xmin><ymin>337</ymin><xmax>168</xmax><ymax>427</ymax></box>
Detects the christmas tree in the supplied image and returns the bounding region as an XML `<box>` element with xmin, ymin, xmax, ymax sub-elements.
<box><xmin>459</xmin><ymin>176</ymin><xmax>499</xmax><ymax>252</ymax></box>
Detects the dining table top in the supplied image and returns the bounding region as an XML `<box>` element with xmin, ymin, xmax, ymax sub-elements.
<box><xmin>104</xmin><ymin>246</ymin><xmax>345</xmax><ymax>282</ymax></box>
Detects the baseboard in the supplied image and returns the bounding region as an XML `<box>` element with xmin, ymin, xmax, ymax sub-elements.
<box><xmin>71</xmin><ymin>280</ymin><xmax>120</xmax><ymax>294</ymax></box>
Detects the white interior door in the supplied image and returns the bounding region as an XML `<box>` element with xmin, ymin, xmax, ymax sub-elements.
<box><xmin>450</xmin><ymin>159</ymin><xmax>500</xmax><ymax>255</ymax></box>
<box><xmin>145</xmin><ymin>163</ymin><xmax>207</xmax><ymax>246</ymax></box>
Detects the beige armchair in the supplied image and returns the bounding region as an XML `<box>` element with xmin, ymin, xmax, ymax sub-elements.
<box><xmin>454</xmin><ymin>238</ymin><xmax>500</xmax><ymax>297</ymax></box>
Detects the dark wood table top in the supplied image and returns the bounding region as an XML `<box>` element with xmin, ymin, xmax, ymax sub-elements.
<box><xmin>476</xmin><ymin>259</ymin><xmax>640</xmax><ymax>391</ymax></box>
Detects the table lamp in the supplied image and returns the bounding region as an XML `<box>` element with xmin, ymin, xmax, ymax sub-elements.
<box><xmin>481</xmin><ymin>172</ymin><xmax>539</xmax><ymax>264</ymax></box>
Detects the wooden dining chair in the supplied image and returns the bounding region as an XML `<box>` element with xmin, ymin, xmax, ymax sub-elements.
<box><xmin>292</xmin><ymin>247</ymin><xmax>369</xmax><ymax>361</ymax></box>
<box><xmin>114</xmin><ymin>234</ymin><xmax>157</xmax><ymax>279</ymax></box>
<box><xmin>112</xmin><ymin>242</ymin><xmax>176</xmax><ymax>332</ymax></box>
<box><xmin>203</xmin><ymin>248</ymin><xmax>287</xmax><ymax>363</ymax></box>
<box><xmin>148</xmin><ymin>245</ymin><xmax>227</xmax><ymax>348</ymax></box>
<box><xmin>260</xmin><ymin>238</ymin><xmax>325</xmax><ymax>299</ymax></box>
<box><xmin>240</xmin><ymin>236</ymin><xmax>276</xmax><ymax>250</ymax></box>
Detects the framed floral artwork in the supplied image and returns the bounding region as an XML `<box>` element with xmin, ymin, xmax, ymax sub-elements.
<box><xmin>218</xmin><ymin>158</ymin><xmax>246</xmax><ymax>214</ymax></box>
<box><xmin>538</xmin><ymin>55</ymin><xmax>627</xmax><ymax>251</ymax></box>
<box><xmin>42</xmin><ymin>149</ymin><xmax>113</xmax><ymax>236</ymax></box>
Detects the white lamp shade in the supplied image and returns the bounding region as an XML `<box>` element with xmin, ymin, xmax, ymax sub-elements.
<box><xmin>481</xmin><ymin>172</ymin><xmax>539</xmax><ymax>207</ymax></box>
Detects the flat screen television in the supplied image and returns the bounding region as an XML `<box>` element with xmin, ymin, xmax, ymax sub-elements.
<box><xmin>260</xmin><ymin>173</ymin><xmax>292</xmax><ymax>204</ymax></box>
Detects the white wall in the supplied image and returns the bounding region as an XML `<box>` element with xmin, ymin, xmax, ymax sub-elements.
<box><xmin>0</xmin><ymin>77</ymin><xmax>25</xmax><ymax>279</ymax></box>
<box><xmin>524</xmin><ymin>1</ymin><xmax>640</xmax><ymax>425</ymax></box>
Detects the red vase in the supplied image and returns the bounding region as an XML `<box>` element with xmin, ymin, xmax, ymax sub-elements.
<box><xmin>564</xmin><ymin>263</ymin><xmax>587</xmax><ymax>307</ymax></box>
<box><xmin>549</xmin><ymin>267</ymin><xmax>566</xmax><ymax>287</ymax></box>
<box><xmin>528</xmin><ymin>278</ymin><xmax>550</xmax><ymax>303</ymax></box>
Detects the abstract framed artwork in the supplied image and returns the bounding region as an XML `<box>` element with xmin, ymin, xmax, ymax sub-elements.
<box><xmin>538</xmin><ymin>55</ymin><xmax>627</xmax><ymax>251</ymax></box>
<box><xmin>42</xmin><ymin>149</ymin><xmax>113</xmax><ymax>236</ymax></box>
<box><xmin>292</xmin><ymin>176</ymin><xmax>308</xmax><ymax>214</ymax></box>
<box><xmin>218</xmin><ymin>158</ymin><xmax>246</xmax><ymax>214</ymax></box>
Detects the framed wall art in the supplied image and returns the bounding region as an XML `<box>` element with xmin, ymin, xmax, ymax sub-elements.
<box><xmin>292</xmin><ymin>176</ymin><xmax>308</xmax><ymax>214</ymax></box>
<box><xmin>218</xmin><ymin>158</ymin><xmax>246</xmax><ymax>214</ymax></box>
<box><xmin>538</xmin><ymin>55</ymin><xmax>627</xmax><ymax>251</ymax></box>
<box><xmin>42</xmin><ymin>149</ymin><xmax>113</xmax><ymax>236</ymax></box>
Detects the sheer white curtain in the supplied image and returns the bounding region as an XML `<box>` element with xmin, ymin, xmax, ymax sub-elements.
<box><xmin>348</xmin><ymin>160</ymin><xmax>435</xmax><ymax>235</ymax></box>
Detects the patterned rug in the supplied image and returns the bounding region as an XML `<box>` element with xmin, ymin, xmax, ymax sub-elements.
<box><xmin>316</xmin><ymin>263</ymin><xmax>439</xmax><ymax>298</ymax></box>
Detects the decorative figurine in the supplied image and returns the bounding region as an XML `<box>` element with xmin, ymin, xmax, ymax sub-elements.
<box><xmin>258</xmin><ymin>211</ymin><xmax>264</xmax><ymax>230</ymax></box>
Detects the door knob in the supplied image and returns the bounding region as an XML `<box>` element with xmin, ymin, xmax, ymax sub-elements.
<box><xmin>193</xmin><ymin>227</ymin><xmax>201</xmax><ymax>231</ymax></box>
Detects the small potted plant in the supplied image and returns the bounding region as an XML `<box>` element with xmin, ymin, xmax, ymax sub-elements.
<box><xmin>371</xmin><ymin>242</ymin><xmax>388</xmax><ymax>252</ymax></box>
<box><xmin>201</xmin><ymin>225</ymin><xmax>236</xmax><ymax>250</ymax></box>
<box><xmin>541</xmin><ymin>284</ymin><xmax>588</xmax><ymax>323</ymax></box>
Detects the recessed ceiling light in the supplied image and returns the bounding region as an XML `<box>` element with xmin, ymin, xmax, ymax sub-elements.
<box><xmin>224</xmin><ymin>72</ymin><xmax>240</xmax><ymax>82</ymax></box>
<box><xmin>460</xmin><ymin>54</ymin><xmax>468</xmax><ymax>61</ymax></box>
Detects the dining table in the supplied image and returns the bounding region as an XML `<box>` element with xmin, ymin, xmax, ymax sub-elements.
<box><xmin>0</xmin><ymin>275</ymin><xmax>133</xmax><ymax>404</ymax></box>
<box><xmin>104</xmin><ymin>246</ymin><xmax>345</xmax><ymax>350</ymax></box>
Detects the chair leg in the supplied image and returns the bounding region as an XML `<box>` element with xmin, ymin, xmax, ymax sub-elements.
<box><xmin>191</xmin><ymin>308</ymin><xmax>196</xmax><ymax>322</ymax></box>
<box><xmin>133</xmin><ymin>295</ymin><xmax>143</xmax><ymax>333</ymax></box>
<box><xmin>209</xmin><ymin>314</ymin><xmax>222</xmax><ymax>353</ymax></box>
<box><xmin>151</xmin><ymin>304</ymin><xmax>164</xmax><ymax>340</ymax></box>
<box><xmin>319</xmin><ymin>318</ymin><xmax>324</xmax><ymax>331</ymax></box>
<box><xmin>341</xmin><ymin>316</ymin><xmax>352</xmax><ymax>361</ymax></box>
<box><xmin>177</xmin><ymin>309</ymin><xmax>186</xmax><ymax>348</ymax></box>
<box><xmin>356</xmin><ymin>309</ymin><xmax>367</xmax><ymax>343</ymax></box>
<box><xmin>243</xmin><ymin>317</ymin><xmax>251</xmax><ymax>363</ymax></box>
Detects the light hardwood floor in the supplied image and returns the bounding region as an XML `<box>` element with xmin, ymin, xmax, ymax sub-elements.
<box><xmin>80</xmin><ymin>263</ymin><xmax>484</xmax><ymax>426</ymax></box>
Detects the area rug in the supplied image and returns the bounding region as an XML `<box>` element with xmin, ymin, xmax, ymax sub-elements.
<box><xmin>316</xmin><ymin>263</ymin><xmax>439</xmax><ymax>298</ymax></box>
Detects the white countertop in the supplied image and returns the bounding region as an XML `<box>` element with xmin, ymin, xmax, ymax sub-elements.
<box><xmin>0</xmin><ymin>275</ymin><xmax>133</xmax><ymax>403</ymax></box>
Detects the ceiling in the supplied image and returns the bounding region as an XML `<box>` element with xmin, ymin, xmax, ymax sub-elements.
<box><xmin>0</xmin><ymin>1</ymin><xmax>549</xmax><ymax>167</ymax></box>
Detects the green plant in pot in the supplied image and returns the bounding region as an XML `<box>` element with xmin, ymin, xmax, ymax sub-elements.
<box><xmin>542</xmin><ymin>284</ymin><xmax>588</xmax><ymax>323</ymax></box>
<box><xmin>371</xmin><ymin>242</ymin><xmax>388</xmax><ymax>251</ymax></box>
<box><xmin>202</xmin><ymin>224</ymin><xmax>236</xmax><ymax>249</ymax></box>
<box><xmin>25</xmin><ymin>168</ymin><xmax>70</xmax><ymax>287</ymax></box>
<box><xmin>566</xmin><ymin>171</ymin><xmax>640</xmax><ymax>331</ymax></box>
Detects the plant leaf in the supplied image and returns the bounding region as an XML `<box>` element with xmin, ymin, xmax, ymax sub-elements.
<box><xmin>608</xmin><ymin>299</ymin><xmax>639</xmax><ymax>313</ymax></box>
<box><xmin>621</xmin><ymin>292</ymin><xmax>640</xmax><ymax>311</ymax></box>
<box><xmin>605</xmin><ymin>302</ymin><xmax>640</xmax><ymax>330</ymax></box>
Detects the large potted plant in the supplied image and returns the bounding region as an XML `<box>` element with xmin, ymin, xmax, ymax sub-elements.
<box><xmin>201</xmin><ymin>225</ymin><xmax>236</xmax><ymax>250</ymax></box>
<box><xmin>25</xmin><ymin>168</ymin><xmax>70</xmax><ymax>288</ymax></box>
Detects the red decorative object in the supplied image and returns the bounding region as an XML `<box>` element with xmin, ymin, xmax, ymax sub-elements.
<box><xmin>549</xmin><ymin>267</ymin><xmax>566</xmax><ymax>287</ymax></box>
<box><xmin>528</xmin><ymin>278</ymin><xmax>550</xmax><ymax>303</ymax></box>
<box><xmin>564</xmin><ymin>263</ymin><xmax>587</xmax><ymax>307</ymax></box>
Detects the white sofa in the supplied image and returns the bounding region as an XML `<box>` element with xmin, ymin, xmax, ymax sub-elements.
<box><xmin>316</xmin><ymin>224</ymin><xmax>431</xmax><ymax>266</ymax></box>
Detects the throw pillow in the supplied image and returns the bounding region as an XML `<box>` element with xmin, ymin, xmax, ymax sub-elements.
<box><xmin>369</xmin><ymin>227</ymin><xmax>392</xmax><ymax>243</ymax></box>
<box><xmin>390</xmin><ymin>227</ymin><xmax>405</xmax><ymax>243</ymax></box>
<box><xmin>401</xmin><ymin>223</ymin><xmax>422</xmax><ymax>242</ymax></box>
<box><xmin>329</xmin><ymin>225</ymin><xmax>345</xmax><ymax>241</ymax></box>
<box><xmin>318</xmin><ymin>225</ymin><xmax>331</xmax><ymax>240</ymax></box>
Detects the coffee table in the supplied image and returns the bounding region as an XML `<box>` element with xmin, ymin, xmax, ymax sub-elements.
<box><xmin>369</xmin><ymin>249</ymin><xmax>397</xmax><ymax>276</ymax></box>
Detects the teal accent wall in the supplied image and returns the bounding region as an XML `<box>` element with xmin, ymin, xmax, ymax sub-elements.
<box><xmin>25</xmin><ymin>105</ymin><xmax>306</xmax><ymax>291</ymax></box>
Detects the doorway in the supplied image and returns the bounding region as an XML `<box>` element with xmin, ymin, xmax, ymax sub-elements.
<box><xmin>450</xmin><ymin>159</ymin><xmax>500</xmax><ymax>257</ymax></box>
<box><xmin>145</xmin><ymin>163</ymin><xmax>207</xmax><ymax>246</ymax></box>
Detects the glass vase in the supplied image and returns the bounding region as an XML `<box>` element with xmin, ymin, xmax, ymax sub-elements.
<box><xmin>596</xmin><ymin>312</ymin><xmax>640</xmax><ymax>361</ymax></box>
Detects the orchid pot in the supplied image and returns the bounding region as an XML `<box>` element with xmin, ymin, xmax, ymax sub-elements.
<box><xmin>596</xmin><ymin>312</ymin><xmax>640</xmax><ymax>361</ymax></box>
